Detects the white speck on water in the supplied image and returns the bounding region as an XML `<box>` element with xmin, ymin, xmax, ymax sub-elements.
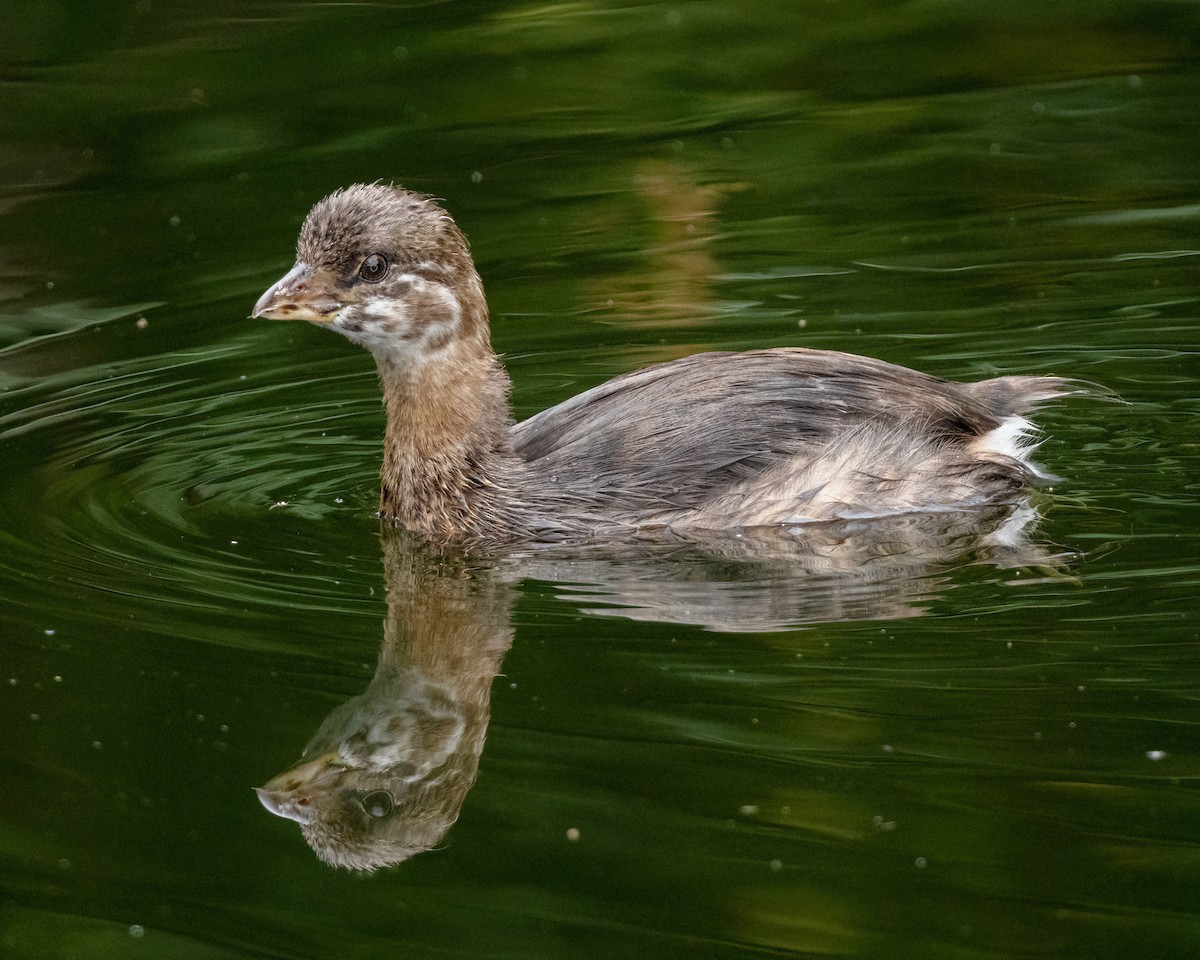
<box><xmin>44</xmin><ymin>629</ymin><xmax>55</xmax><ymax>636</ymax></box>
<box><xmin>470</xmin><ymin>170</ymin><xmax>483</xmax><ymax>184</ymax></box>
<box><xmin>92</xmin><ymin>741</ymin><xmax>103</xmax><ymax>750</ymax></box>
<box><xmin>129</xmin><ymin>925</ymin><xmax>145</xmax><ymax>939</ymax></box>
<box><xmin>53</xmin><ymin>676</ymin><xmax>62</xmax><ymax>683</ymax></box>
<box><xmin>230</xmin><ymin>540</ymin><xmax>238</xmax><ymax>545</ymax></box>
<box><xmin>566</xmin><ymin>827</ymin><xmax>580</xmax><ymax>842</ymax></box>
<box><xmin>1146</xmin><ymin>750</ymin><xmax>1167</xmax><ymax>761</ymax></box>
<box><xmin>769</xmin><ymin>859</ymin><xmax>782</xmax><ymax>872</ymax></box>
<box><xmin>881</xmin><ymin>744</ymin><xmax>894</xmax><ymax>753</ymax></box>
<box><xmin>136</xmin><ymin>317</ymin><xmax>148</xmax><ymax>330</ymax></box>
<box><xmin>219</xmin><ymin>724</ymin><xmax>229</xmax><ymax>733</ymax></box>
<box><xmin>739</xmin><ymin>804</ymin><xmax>759</xmax><ymax>817</ymax></box>
<box><xmin>915</xmin><ymin>857</ymin><xmax>928</xmax><ymax>868</ymax></box>
<box><xmin>334</xmin><ymin>497</ymin><xmax>344</xmax><ymax>504</ymax></box>
<box><xmin>169</xmin><ymin>215</ymin><xmax>180</xmax><ymax>227</ymax></box>
<box><xmin>8</xmin><ymin>678</ymin><xmax>16</xmax><ymax>686</ymax></box>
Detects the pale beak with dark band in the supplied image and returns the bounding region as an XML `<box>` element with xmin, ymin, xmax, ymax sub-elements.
<box><xmin>252</xmin><ymin>262</ymin><xmax>343</xmax><ymax>322</ymax></box>
<box><xmin>255</xmin><ymin>750</ymin><xmax>346</xmax><ymax>824</ymax></box>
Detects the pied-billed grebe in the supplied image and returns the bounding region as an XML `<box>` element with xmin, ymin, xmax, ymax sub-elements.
<box><xmin>253</xmin><ymin>183</ymin><xmax>1072</xmax><ymax>543</ymax></box>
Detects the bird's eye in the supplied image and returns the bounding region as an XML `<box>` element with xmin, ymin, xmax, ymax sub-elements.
<box><xmin>358</xmin><ymin>254</ymin><xmax>389</xmax><ymax>283</ymax></box>
<box><xmin>362</xmin><ymin>790</ymin><xmax>394</xmax><ymax>819</ymax></box>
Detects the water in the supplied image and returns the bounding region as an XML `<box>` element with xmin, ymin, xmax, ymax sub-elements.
<box><xmin>3</xmin><ymin>1</ymin><xmax>1199</xmax><ymax>957</ymax></box>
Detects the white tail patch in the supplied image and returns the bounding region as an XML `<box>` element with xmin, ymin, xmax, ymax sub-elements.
<box><xmin>973</xmin><ymin>415</ymin><xmax>1049</xmax><ymax>476</ymax></box>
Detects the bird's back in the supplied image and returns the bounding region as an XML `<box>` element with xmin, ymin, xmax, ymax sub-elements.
<box><xmin>510</xmin><ymin>348</ymin><xmax>1070</xmax><ymax>531</ymax></box>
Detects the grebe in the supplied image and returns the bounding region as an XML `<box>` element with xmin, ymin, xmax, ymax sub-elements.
<box><xmin>253</xmin><ymin>184</ymin><xmax>1070</xmax><ymax>543</ymax></box>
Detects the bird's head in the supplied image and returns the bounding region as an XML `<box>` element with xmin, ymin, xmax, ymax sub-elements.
<box><xmin>252</xmin><ymin>183</ymin><xmax>488</xmax><ymax>361</ymax></box>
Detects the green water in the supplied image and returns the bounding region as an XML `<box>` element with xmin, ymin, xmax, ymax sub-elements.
<box><xmin>2</xmin><ymin>1</ymin><xmax>1199</xmax><ymax>957</ymax></box>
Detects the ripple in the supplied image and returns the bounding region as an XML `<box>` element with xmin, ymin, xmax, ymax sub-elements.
<box><xmin>0</xmin><ymin>320</ymin><xmax>391</xmax><ymax>640</ymax></box>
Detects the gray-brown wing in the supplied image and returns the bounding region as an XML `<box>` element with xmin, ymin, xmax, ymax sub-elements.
<box><xmin>509</xmin><ymin>348</ymin><xmax>1059</xmax><ymax>516</ymax></box>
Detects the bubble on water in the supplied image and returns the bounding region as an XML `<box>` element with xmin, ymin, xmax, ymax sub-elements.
<box><xmin>739</xmin><ymin>804</ymin><xmax>759</xmax><ymax>816</ymax></box>
<box><xmin>1146</xmin><ymin>750</ymin><xmax>1167</xmax><ymax>761</ymax></box>
<box><xmin>566</xmin><ymin>827</ymin><xmax>580</xmax><ymax>842</ymax></box>
<box><xmin>470</xmin><ymin>171</ymin><xmax>483</xmax><ymax>184</ymax></box>
<box><xmin>129</xmin><ymin>925</ymin><xmax>145</xmax><ymax>939</ymax></box>
<box><xmin>769</xmin><ymin>859</ymin><xmax>782</xmax><ymax>871</ymax></box>
<box><xmin>169</xmin><ymin>215</ymin><xmax>181</xmax><ymax>227</ymax></box>
<box><xmin>914</xmin><ymin>857</ymin><xmax>928</xmax><ymax>869</ymax></box>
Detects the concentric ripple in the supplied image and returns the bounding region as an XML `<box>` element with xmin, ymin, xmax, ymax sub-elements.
<box><xmin>0</xmin><ymin>308</ymin><xmax>393</xmax><ymax>648</ymax></box>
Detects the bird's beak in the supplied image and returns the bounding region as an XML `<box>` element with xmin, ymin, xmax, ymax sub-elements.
<box><xmin>252</xmin><ymin>262</ymin><xmax>342</xmax><ymax>323</ymax></box>
<box><xmin>255</xmin><ymin>750</ymin><xmax>346</xmax><ymax>824</ymax></box>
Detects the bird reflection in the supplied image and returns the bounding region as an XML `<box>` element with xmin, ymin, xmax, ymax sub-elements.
<box><xmin>256</xmin><ymin>534</ymin><xmax>513</xmax><ymax>871</ymax></box>
<box><xmin>257</xmin><ymin>500</ymin><xmax>1066</xmax><ymax>868</ymax></box>
<box><xmin>507</xmin><ymin>500</ymin><xmax>1066</xmax><ymax>631</ymax></box>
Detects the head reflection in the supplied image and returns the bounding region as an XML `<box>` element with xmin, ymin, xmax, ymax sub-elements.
<box><xmin>256</xmin><ymin>534</ymin><xmax>513</xmax><ymax>871</ymax></box>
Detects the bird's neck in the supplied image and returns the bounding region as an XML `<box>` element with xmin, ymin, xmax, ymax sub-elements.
<box><xmin>374</xmin><ymin>337</ymin><xmax>521</xmax><ymax>540</ymax></box>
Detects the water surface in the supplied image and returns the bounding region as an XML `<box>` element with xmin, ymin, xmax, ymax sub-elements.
<box><xmin>2</xmin><ymin>2</ymin><xmax>1199</xmax><ymax>958</ymax></box>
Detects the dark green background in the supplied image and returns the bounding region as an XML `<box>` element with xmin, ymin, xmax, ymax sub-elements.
<box><xmin>2</xmin><ymin>2</ymin><xmax>1198</xmax><ymax>958</ymax></box>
